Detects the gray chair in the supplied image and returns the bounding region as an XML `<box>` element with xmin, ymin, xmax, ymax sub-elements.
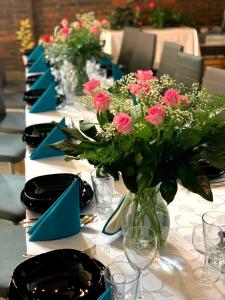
<box><xmin>117</xmin><ymin>26</ymin><xmax>141</xmax><ymax>71</ymax></box>
<box><xmin>174</xmin><ymin>52</ymin><xmax>203</xmax><ymax>88</ymax></box>
<box><xmin>0</xmin><ymin>223</ymin><xmax>26</xmax><ymax>298</ymax></box>
<box><xmin>127</xmin><ymin>32</ymin><xmax>156</xmax><ymax>73</ymax></box>
<box><xmin>3</xmin><ymin>92</ymin><xmax>25</xmax><ymax>110</ymax></box>
<box><xmin>0</xmin><ymin>174</ymin><xmax>25</xmax><ymax>223</ymax></box>
<box><xmin>202</xmin><ymin>67</ymin><xmax>225</xmax><ymax>96</ymax></box>
<box><xmin>0</xmin><ymin>92</ymin><xmax>25</xmax><ymax>133</ymax></box>
<box><xmin>0</xmin><ymin>133</ymin><xmax>25</xmax><ymax>173</ymax></box>
<box><xmin>157</xmin><ymin>42</ymin><xmax>183</xmax><ymax>78</ymax></box>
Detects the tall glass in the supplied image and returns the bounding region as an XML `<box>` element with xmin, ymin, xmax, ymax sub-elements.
<box><xmin>123</xmin><ymin>226</ymin><xmax>157</xmax><ymax>299</ymax></box>
<box><xmin>202</xmin><ymin>211</ymin><xmax>225</xmax><ymax>274</ymax></box>
<box><xmin>192</xmin><ymin>224</ymin><xmax>219</xmax><ymax>283</ymax></box>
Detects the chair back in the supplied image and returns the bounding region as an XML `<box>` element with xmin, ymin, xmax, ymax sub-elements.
<box><xmin>0</xmin><ymin>91</ymin><xmax>6</xmax><ymax>118</ymax></box>
<box><xmin>157</xmin><ymin>42</ymin><xmax>183</xmax><ymax>78</ymax></box>
<box><xmin>174</xmin><ymin>52</ymin><xmax>203</xmax><ymax>88</ymax></box>
<box><xmin>127</xmin><ymin>32</ymin><xmax>156</xmax><ymax>73</ymax></box>
<box><xmin>117</xmin><ymin>27</ymin><xmax>140</xmax><ymax>71</ymax></box>
<box><xmin>202</xmin><ymin>67</ymin><xmax>225</xmax><ymax>96</ymax></box>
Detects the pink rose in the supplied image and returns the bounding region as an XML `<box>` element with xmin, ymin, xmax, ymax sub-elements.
<box><xmin>61</xmin><ymin>18</ymin><xmax>69</xmax><ymax>28</ymax></box>
<box><xmin>145</xmin><ymin>104</ymin><xmax>166</xmax><ymax>126</ymax></box>
<box><xmin>89</xmin><ymin>26</ymin><xmax>101</xmax><ymax>35</ymax></box>
<box><xmin>113</xmin><ymin>113</ymin><xmax>133</xmax><ymax>135</ymax></box>
<box><xmin>101</xmin><ymin>19</ymin><xmax>110</xmax><ymax>28</ymax></box>
<box><xmin>148</xmin><ymin>2</ymin><xmax>156</xmax><ymax>9</ymax></box>
<box><xmin>135</xmin><ymin>4</ymin><xmax>141</xmax><ymax>12</ymax></box>
<box><xmin>180</xmin><ymin>95</ymin><xmax>190</xmax><ymax>107</ymax></box>
<box><xmin>129</xmin><ymin>82</ymin><xmax>152</xmax><ymax>95</ymax></box>
<box><xmin>83</xmin><ymin>79</ymin><xmax>100</xmax><ymax>95</ymax></box>
<box><xmin>93</xmin><ymin>92</ymin><xmax>111</xmax><ymax>111</ymax></box>
<box><xmin>136</xmin><ymin>70</ymin><xmax>157</xmax><ymax>81</ymax></box>
<box><xmin>163</xmin><ymin>89</ymin><xmax>180</xmax><ymax>107</ymax></box>
<box><xmin>59</xmin><ymin>27</ymin><xmax>70</xmax><ymax>38</ymax></box>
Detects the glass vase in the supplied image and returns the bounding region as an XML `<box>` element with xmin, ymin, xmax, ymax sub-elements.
<box><xmin>121</xmin><ymin>187</ymin><xmax>170</xmax><ymax>248</ymax></box>
<box><xmin>74</xmin><ymin>63</ymin><xmax>89</xmax><ymax>96</ymax></box>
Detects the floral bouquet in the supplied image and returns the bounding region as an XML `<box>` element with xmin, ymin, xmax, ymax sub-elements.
<box><xmin>44</xmin><ymin>12</ymin><xmax>110</xmax><ymax>94</ymax></box>
<box><xmin>51</xmin><ymin>70</ymin><xmax>225</xmax><ymax>246</ymax></box>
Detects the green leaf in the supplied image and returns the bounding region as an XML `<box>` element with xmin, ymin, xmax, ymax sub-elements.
<box><xmin>56</xmin><ymin>124</ymin><xmax>92</xmax><ymax>141</ymax></box>
<box><xmin>48</xmin><ymin>140</ymin><xmax>80</xmax><ymax>157</ymax></box>
<box><xmin>178</xmin><ymin>129</ymin><xmax>202</xmax><ymax>150</ymax></box>
<box><xmin>160</xmin><ymin>180</ymin><xmax>177</xmax><ymax>204</ymax></box>
<box><xmin>178</xmin><ymin>160</ymin><xmax>213</xmax><ymax>202</ymax></box>
<box><xmin>97</xmin><ymin>110</ymin><xmax>113</xmax><ymax>127</ymax></box>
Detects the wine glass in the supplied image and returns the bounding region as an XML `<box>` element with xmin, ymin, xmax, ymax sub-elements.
<box><xmin>202</xmin><ymin>211</ymin><xmax>225</xmax><ymax>274</ymax></box>
<box><xmin>192</xmin><ymin>224</ymin><xmax>219</xmax><ymax>283</ymax></box>
<box><xmin>123</xmin><ymin>226</ymin><xmax>157</xmax><ymax>299</ymax></box>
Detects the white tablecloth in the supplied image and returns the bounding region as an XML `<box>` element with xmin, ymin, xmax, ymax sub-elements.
<box><xmin>25</xmin><ymin>103</ymin><xmax>225</xmax><ymax>300</ymax></box>
<box><xmin>101</xmin><ymin>27</ymin><xmax>201</xmax><ymax>69</ymax></box>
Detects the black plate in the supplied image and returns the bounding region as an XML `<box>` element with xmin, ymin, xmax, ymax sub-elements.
<box><xmin>22</xmin><ymin>122</ymin><xmax>56</xmax><ymax>148</ymax></box>
<box><xmin>21</xmin><ymin>173</ymin><xmax>93</xmax><ymax>214</ymax></box>
<box><xmin>8</xmin><ymin>249</ymin><xmax>105</xmax><ymax>300</ymax></box>
<box><xmin>26</xmin><ymin>74</ymin><xmax>42</xmax><ymax>86</ymax></box>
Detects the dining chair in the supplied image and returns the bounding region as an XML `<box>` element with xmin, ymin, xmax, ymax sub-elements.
<box><xmin>0</xmin><ymin>91</ymin><xmax>25</xmax><ymax>133</ymax></box>
<box><xmin>0</xmin><ymin>223</ymin><xmax>26</xmax><ymax>299</ymax></box>
<box><xmin>157</xmin><ymin>42</ymin><xmax>183</xmax><ymax>78</ymax></box>
<box><xmin>0</xmin><ymin>133</ymin><xmax>25</xmax><ymax>174</ymax></box>
<box><xmin>127</xmin><ymin>32</ymin><xmax>156</xmax><ymax>74</ymax></box>
<box><xmin>0</xmin><ymin>174</ymin><xmax>25</xmax><ymax>224</ymax></box>
<box><xmin>117</xmin><ymin>26</ymin><xmax>141</xmax><ymax>72</ymax></box>
<box><xmin>174</xmin><ymin>52</ymin><xmax>203</xmax><ymax>88</ymax></box>
<box><xmin>202</xmin><ymin>67</ymin><xmax>225</xmax><ymax>96</ymax></box>
<box><xmin>3</xmin><ymin>92</ymin><xmax>25</xmax><ymax>110</ymax></box>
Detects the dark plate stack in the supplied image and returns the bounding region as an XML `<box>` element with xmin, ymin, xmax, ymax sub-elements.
<box><xmin>8</xmin><ymin>249</ymin><xmax>105</xmax><ymax>300</ymax></box>
<box><xmin>20</xmin><ymin>173</ymin><xmax>93</xmax><ymax>214</ymax></box>
<box><xmin>22</xmin><ymin>122</ymin><xmax>57</xmax><ymax>148</ymax></box>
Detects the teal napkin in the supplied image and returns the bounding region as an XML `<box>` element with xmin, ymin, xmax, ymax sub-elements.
<box><xmin>131</xmin><ymin>94</ymin><xmax>138</xmax><ymax>106</ymax></box>
<box><xmin>29</xmin><ymin>82</ymin><xmax>56</xmax><ymax>113</ymax></box>
<box><xmin>112</xmin><ymin>63</ymin><xmax>124</xmax><ymax>81</ymax></box>
<box><xmin>28</xmin><ymin>53</ymin><xmax>48</xmax><ymax>73</ymax></box>
<box><xmin>31</xmin><ymin>69</ymin><xmax>54</xmax><ymax>90</ymax></box>
<box><xmin>28</xmin><ymin>179</ymin><xmax>80</xmax><ymax>241</ymax></box>
<box><xmin>28</xmin><ymin>44</ymin><xmax>44</xmax><ymax>61</ymax></box>
<box><xmin>30</xmin><ymin>117</ymin><xmax>66</xmax><ymax>160</ymax></box>
<box><xmin>97</xmin><ymin>288</ymin><xmax>112</xmax><ymax>300</ymax></box>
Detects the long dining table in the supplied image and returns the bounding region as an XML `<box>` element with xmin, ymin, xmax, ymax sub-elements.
<box><xmin>24</xmin><ymin>100</ymin><xmax>225</xmax><ymax>300</ymax></box>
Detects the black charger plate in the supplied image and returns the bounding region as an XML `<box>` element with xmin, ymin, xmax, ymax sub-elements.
<box><xmin>8</xmin><ymin>249</ymin><xmax>105</xmax><ymax>300</ymax></box>
<box><xmin>22</xmin><ymin>122</ymin><xmax>56</xmax><ymax>148</ymax></box>
<box><xmin>21</xmin><ymin>173</ymin><xmax>93</xmax><ymax>214</ymax></box>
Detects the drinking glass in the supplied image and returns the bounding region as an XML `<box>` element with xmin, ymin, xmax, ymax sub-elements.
<box><xmin>202</xmin><ymin>211</ymin><xmax>225</xmax><ymax>273</ymax></box>
<box><xmin>123</xmin><ymin>226</ymin><xmax>157</xmax><ymax>299</ymax></box>
<box><xmin>192</xmin><ymin>224</ymin><xmax>219</xmax><ymax>283</ymax></box>
<box><xmin>91</xmin><ymin>169</ymin><xmax>114</xmax><ymax>213</ymax></box>
<box><xmin>104</xmin><ymin>261</ymin><xmax>140</xmax><ymax>300</ymax></box>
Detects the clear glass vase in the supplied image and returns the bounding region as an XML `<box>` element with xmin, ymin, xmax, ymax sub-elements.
<box><xmin>121</xmin><ymin>187</ymin><xmax>170</xmax><ymax>248</ymax></box>
<box><xmin>74</xmin><ymin>63</ymin><xmax>89</xmax><ymax>96</ymax></box>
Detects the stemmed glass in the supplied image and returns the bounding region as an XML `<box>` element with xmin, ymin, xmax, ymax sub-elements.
<box><xmin>202</xmin><ymin>211</ymin><xmax>225</xmax><ymax>274</ymax></box>
<box><xmin>123</xmin><ymin>226</ymin><xmax>157</xmax><ymax>299</ymax></box>
<box><xmin>192</xmin><ymin>224</ymin><xmax>219</xmax><ymax>283</ymax></box>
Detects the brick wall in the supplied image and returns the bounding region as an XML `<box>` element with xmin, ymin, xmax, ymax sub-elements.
<box><xmin>0</xmin><ymin>0</ymin><xmax>224</xmax><ymax>71</ymax></box>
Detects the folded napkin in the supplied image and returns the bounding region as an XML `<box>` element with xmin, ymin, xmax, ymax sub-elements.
<box><xmin>112</xmin><ymin>63</ymin><xmax>124</xmax><ymax>81</ymax></box>
<box><xmin>30</xmin><ymin>117</ymin><xmax>66</xmax><ymax>160</ymax></box>
<box><xmin>31</xmin><ymin>69</ymin><xmax>54</xmax><ymax>90</ymax></box>
<box><xmin>28</xmin><ymin>179</ymin><xmax>80</xmax><ymax>241</ymax></box>
<box><xmin>132</xmin><ymin>94</ymin><xmax>138</xmax><ymax>106</ymax></box>
<box><xmin>97</xmin><ymin>288</ymin><xmax>112</xmax><ymax>300</ymax></box>
<box><xmin>29</xmin><ymin>82</ymin><xmax>57</xmax><ymax>113</ymax></box>
<box><xmin>28</xmin><ymin>53</ymin><xmax>48</xmax><ymax>73</ymax></box>
<box><xmin>27</xmin><ymin>44</ymin><xmax>44</xmax><ymax>62</ymax></box>
<box><xmin>102</xmin><ymin>194</ymin><xmax>127</xmax><ymax>235</ymax></box>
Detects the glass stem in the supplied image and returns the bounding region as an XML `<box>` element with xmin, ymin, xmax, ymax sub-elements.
<box><xmin>202</xmin><ymin>253</ymin><xmax>209</xmax><ymax>280</ymax></box>
<box><xmin>137</xmin><ymin>270</ymin><xmax>143</xmax><ymax>299</ymax></box>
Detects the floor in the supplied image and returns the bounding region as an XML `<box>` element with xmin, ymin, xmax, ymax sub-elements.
<box><xmin>0</xmin><ymin>71</ymin><xmax>25</xmax><ymax>175</ymax></box>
